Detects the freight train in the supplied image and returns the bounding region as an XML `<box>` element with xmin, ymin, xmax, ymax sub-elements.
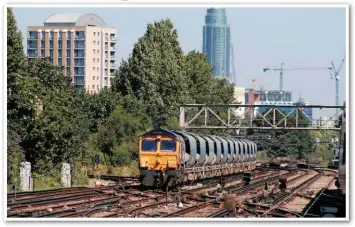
<box><xmin>336</xmin><ymin>112</ymin><xmax>346</xmax><ymax>195</ymax></box>
<box><xmin>138</xmin><ymin>128</ymin><xmax>257</xmax><ymax>187</ymax></box>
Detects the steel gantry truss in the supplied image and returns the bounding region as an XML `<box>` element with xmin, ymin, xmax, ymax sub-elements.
<box><xmin>179</xmin><ymin>104</ymin><xmax>345</xmax><ymax>130</ymax></box>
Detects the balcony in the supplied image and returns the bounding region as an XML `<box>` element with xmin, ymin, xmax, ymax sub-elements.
<box><xmin>74</xmin><ymin>53</ymin><xmax>85</xmax><ymax>58</ymax></box>
<box><xmin>75</xmin><ymin>36</ymin><xmax>85</xmax><ymax>40</ymax></box>
<box><xmin>110</xmin><ymin>55</ymin><xmax>116</xmax><ymax>59</ymax></box>
<box><xmin>110</xmin><ymin>46</ymin><xmax>116</xmax><ymax>51</ymax></box>
<box><xmin>27</xmin><ymin>45</ymin><xmax>38</xmax><ymax>49</ymax></box>
<box><xmin>27</xmin><ymin>54</ymin><xmax>38</xmax><ymax>58</ymax></box>
<box><xmin>74</xmin><ymin>80</ymin><xmax>85</xmax><ymax>86</ymax></box>
<box><xmin>27</xmin><ymin>37</ymin><xmax>38</xmax><ymax>40</ymax></box>
<box><xmin>110</xmin><ymin>37</ymin><xmax>116</xmax><ymax>42</ymax></box>
<box><xmin>110</xmin><ymin>64</ymin><xmax>116</xmax><ymax>69</ymax></box>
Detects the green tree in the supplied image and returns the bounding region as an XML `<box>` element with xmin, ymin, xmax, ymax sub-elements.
<box><xmin>113</xmin><ymin>19</ymin><xmax>188</xmax><ymax>125</ymax></box>
<box><xmin>7</xmin><ymin>7</ymin><xmax>27</xmax><ymax>187</ymax></box>
<box><xmin>93</xmin><ymin>103</ymin><xmax>152</xmax><ymax>165</ymax></box>
<box><xmin>183</xmin><ymin>51</ymin><xmax>235</xmax><ymax>135</ymax></box>
<box><xmin>84</xmin><ymin>88</ymin><xmax>121</xmax><ymax>133</ymax></box>
<box><xmin>16</xmin><ymin>59</ymin><xmax>90</xmax><ymax>172</ymax></box>
<box><xmin>254</xmin><ymin>108</ymin><xmax>314</xmax><ymax>159</ymax></box>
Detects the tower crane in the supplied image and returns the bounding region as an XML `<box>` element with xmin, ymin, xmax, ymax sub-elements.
<box><xmin>263</xmin><ymin>63</ymin><xmax>332</xmax><ymax>91</ymax></box>
<box><xmin>263</xmin><ymin>59</ymin><xmax>345</xmax><ymax>116</ymax></box>
<box><xmin>330</xmin><ymin>58</ymin><xmax>345</xmax><ymax>115</ymax></box>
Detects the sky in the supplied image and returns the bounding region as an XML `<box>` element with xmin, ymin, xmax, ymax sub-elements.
<box><xmin>12</xmin><ymin>7</ymin><xmax>346</xmax><ymax>117</ymax></box>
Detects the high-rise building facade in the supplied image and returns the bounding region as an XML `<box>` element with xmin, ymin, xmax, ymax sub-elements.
<box><xmin>27</xmin><ymin>13</ymin><xmax>116</xmax><ymax>93</ymax></box>
<box><xmin>202</xmin><ymin>8</ymin><xmax>231</xmax><ymax>80</ymax></box>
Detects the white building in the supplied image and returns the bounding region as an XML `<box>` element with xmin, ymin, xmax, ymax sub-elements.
<box><xmin>233</xmin><ymin>87</ymin><xmax>245</xmax><ymax>119</ymax></box>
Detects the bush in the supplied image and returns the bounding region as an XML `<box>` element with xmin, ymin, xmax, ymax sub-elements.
<box><xmin>72</xmin><ymin>164</ymin><xmax>89</xmax><ymax>187</ymax></box>
<box><xmin>32</xmin><ymin>170</ymin><xmax>61</xmax><ymax>191</ymax></box>
<box><xmin>112</xmin><ymin>142</ymin><xmax>133</xmax><ymax>166</ymax></box>
<box><xmin>110</xmin><ymin>161</ymin><xmax>139</xmax><ymax>177</ymax></box>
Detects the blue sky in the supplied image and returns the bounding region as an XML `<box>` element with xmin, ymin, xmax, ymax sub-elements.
<box><xmin>12</xmin><ymin>7</ymin><xmax>346</xmax><ymax>117</ymax></box>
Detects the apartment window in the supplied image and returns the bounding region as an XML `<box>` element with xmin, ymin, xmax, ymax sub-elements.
<box><xmin>59</xmin><ymin>31</ymin><xmax>63</xmax><ymax>40</ymax></box>
<box><xmin>93</xmin><ymin>49</ymin><xmax>96</xmax><ymax>54</ymax></box>
<box><xmin>97</xmin><ymin>50</ymin><xmax>100</xmax><ymax>54</ymax></box>
<box><xmin>28</xmin><ymin>31</ymin><xmax>38</xmax><ymax>38</ymax></box>
<box><xmin>97</xmin><ymin>58</ymin><xmax>99</xmax><ymax>63</ymax></box>
<box><xmin>94</xmin><ymin>32</ymin><xmax>96</xmax><ymax>36</ymax></box>
<box><xmin>97</xmin><ymin>67</ymin><xmax>99</xmax><ymax>71</ymax></box>
<box><xmin>98</xmin><ymin>32</ymin><xmax>100</xmax><ymax>36</ymax></box>
<box><xmin>93</xmin><ymin>40</ymin><xmax>96</xmax><ymax>45</ymax></box>
<box><xmin>93</xmin><ymin>67</ymin><xmax>95</xmax><ymax>72</ymax></box>
<box><xmin>67</xmin><ymin>40</ymin><xmax>71</xmax><ymax>48</ymax></box>
<box><xmin>97</xmin><ymin>85</ymin><xmax>99</xmax><ymax>89</ymax></box>
<box><xmin>92</xmin><ymin>85</ymin><xmax>95</xmax><ymax>89</ymax></box>
<box><xmin>98</xmin><ymin>41</ymin><xmax>100</xmax><ymax>45</ymax></box>
<box><xmin>93</xmin><ymin>58</ymin><xmax>95</xmax><ymax>63</ymax></box>
<box><xmin>58</xmin><ymin>41</ymin><xmax>62</xmax><ymax>49</ymax></box>
<box><xmin>93</xmin><ymin>76</ymin><xmax>95</xmax><ymax>80</ymax></box>
<box><xmin>67</xmin><ymin>31</ymin><xmax>71</xmax><ymax>39</ymax></box>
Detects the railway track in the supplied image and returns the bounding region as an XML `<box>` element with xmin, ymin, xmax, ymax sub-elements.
<box><xmin>7</xmin><ymin>167</ymin><xmax>339</xmax><ymax>218</ymax></box>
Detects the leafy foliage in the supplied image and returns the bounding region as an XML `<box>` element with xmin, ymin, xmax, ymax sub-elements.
<box><xmin>252</xmin><ymin>108</ymin><xmax>315</xmax><ymax>159</ymax></box>
<box><xmin>7</xmin><ymin>13</ymin><xmax>234</xmax><ymax>190</ymax></box>
<box><xmin>113</xmin><ymin>19</ymin><xmax>188</xmax><ymax>125</ymax></box>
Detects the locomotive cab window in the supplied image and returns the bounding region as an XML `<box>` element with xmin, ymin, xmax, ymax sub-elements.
<box><xmin>160</xmin><ymin>140</ymin><xmax>176</xmax><ymax>152</ymax></box>
<box><xmin>141</xmin><ymin>139</ymin><xmax>157</xmax><ymax>152</ymax></box>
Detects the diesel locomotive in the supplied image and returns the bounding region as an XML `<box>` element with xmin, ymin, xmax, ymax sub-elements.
<box><xmin>139</xmin><ymin>128</ymin><xmax>257</xmax><ymax>187</ymax></box>
<box><xmin>336</xmin><ymin>111</ymin><xmax>346</xmax><ymax>195</ymax></box>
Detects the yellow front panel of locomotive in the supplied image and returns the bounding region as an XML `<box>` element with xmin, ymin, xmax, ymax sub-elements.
<box><xmin>139</xmin><ymin>136</ymin><xmax>180</xmax><ymax>171</ymax></box>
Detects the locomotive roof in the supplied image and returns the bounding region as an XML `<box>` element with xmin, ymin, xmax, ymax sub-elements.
<box><xmin>142</xmin><ymin>128</ymin><xmax>256</xmax><ymax>143</ymax></box>
<box><xmin>141</xmin><ymin>128</ymin><xmax>179</xmax><ymax>139</ymax></box>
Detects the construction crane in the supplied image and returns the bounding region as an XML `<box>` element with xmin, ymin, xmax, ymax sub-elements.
<box><xmin>330</xmin><ymin>58</ymin><xmax>345</xmax><ymax>115</ymax></box>
<box><xmin>263</xmin><ymin>63</ymin><xmax>332</xmax><ymax>91</ymax></box>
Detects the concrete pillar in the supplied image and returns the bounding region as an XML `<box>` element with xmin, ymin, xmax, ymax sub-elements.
<box><xmin>20</xmin><ymin>162</ymin><xmax>32</xmax><ymax>191</ymax></box>
<box><xmin>61</xmin><ymin>163</ymin><xmax>71</xmax><ymax>188</ymax></box>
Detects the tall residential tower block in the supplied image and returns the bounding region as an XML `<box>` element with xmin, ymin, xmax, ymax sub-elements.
<box><xmin>27</xmin><ymin>13</ymin><xmax>116</xmax><ymax>93</ymax></box>
<box><xmin>202</xmin><ymin>8</ymin><xmax>231</xmax><ymax>81</ymax></box>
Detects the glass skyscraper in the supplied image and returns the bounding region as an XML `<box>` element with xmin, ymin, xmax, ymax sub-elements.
<box><xmin>202</xmin><ymin>8</ymin><xmax>231</xmax><ymax>80</ymax></box>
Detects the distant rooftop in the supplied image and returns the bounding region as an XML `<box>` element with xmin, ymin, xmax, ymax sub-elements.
<box><xmin>43</xmin><ymin>13</ymin><xmax>107</xmax><ymax>27</ymax></box>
